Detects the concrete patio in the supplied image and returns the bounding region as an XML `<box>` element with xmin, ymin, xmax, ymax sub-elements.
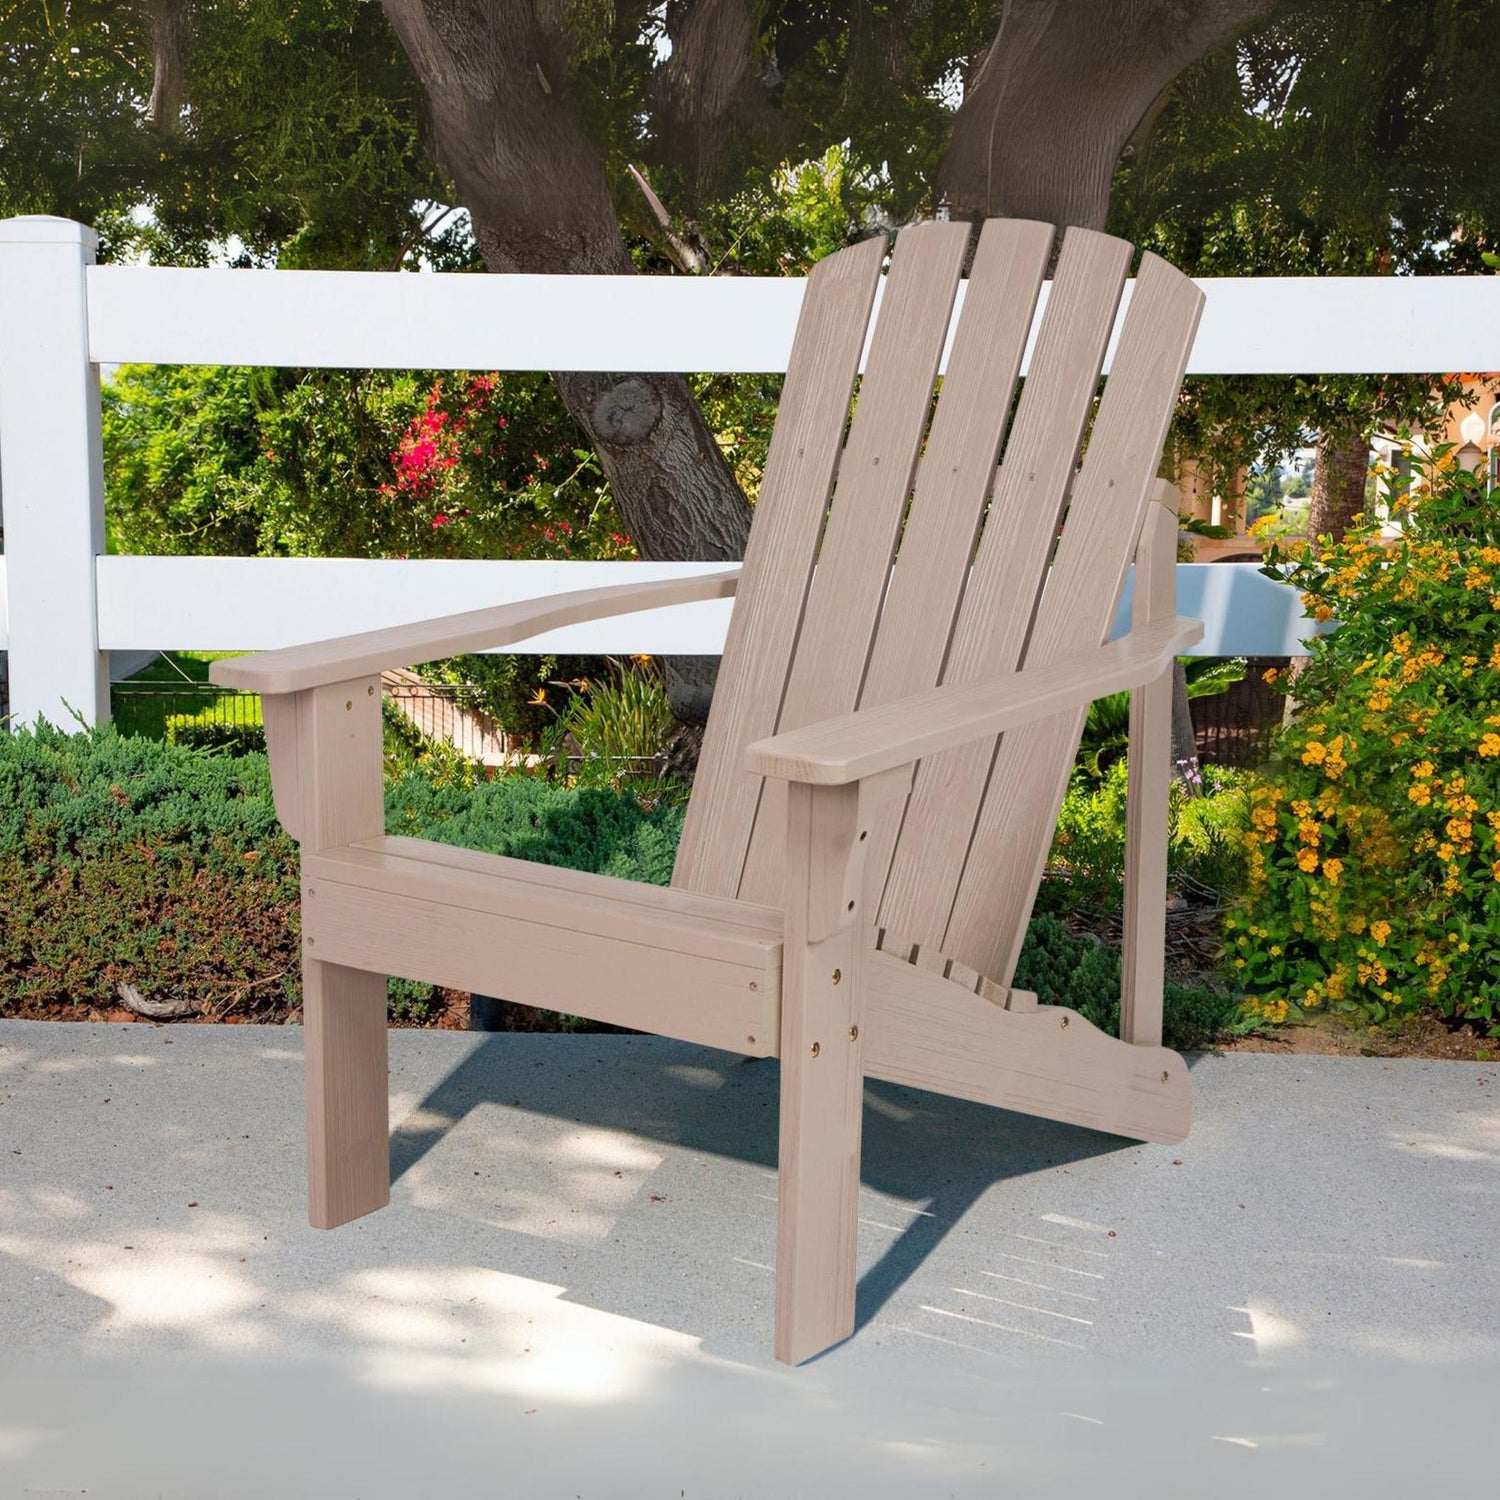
<box><xmin>1</xmin><ymin>1019</ymin><xmax>1496</xmax><ymax>1496</ymax></box>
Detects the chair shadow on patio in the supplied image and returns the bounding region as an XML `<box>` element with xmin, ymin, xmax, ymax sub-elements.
<box><xmin>387</xmin><ymin>1033</ymin><xmax>1168</xmax><ymax>1346</ymax></box>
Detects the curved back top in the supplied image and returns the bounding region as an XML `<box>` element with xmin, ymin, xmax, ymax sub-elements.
<box><xmin>674</xmin><ymin>219</ymin><xmax>1203</xmax><ymax>985</ymax></box>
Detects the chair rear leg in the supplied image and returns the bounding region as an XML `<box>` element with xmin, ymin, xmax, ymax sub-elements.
<box><xmin>304</xmin><ymin>957</ymin><xmax>390</xmax><ymax>1229</ymax></box>
<box><xmin>775</xmin><ymin>781</ymin><xmax>869</xmax><ymax>1364</ymax></box>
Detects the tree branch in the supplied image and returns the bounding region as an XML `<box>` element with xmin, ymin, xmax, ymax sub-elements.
<box><xmin>938</xmin><ymin>0</ymin><xmax>1279</xmax><ymax>230</ymax></box>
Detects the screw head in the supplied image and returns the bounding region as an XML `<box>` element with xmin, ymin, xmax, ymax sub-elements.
<box><xmin>847</xmin><ymin>900</ymin><xmax>855</xmax><ymax>912</ymax></box>
<box><xmin>367</xmin><ymin>685</ymin><xmax>375</xmax><ymax>696</ymax></box>
<box><xmin>749</xmin><ymin>981</ymin><xmax>759</xmax><ymax>992</ymax></box>
<box><xmin>344</xmin><ymin>700</ymin><xmax>353</xmax><ymax>711</ymax></box>
<box><xmin>1161</xmin><ymin>1070</ymin><xmax>1170</xmax><ymax>1083</ymax></box>
<box><xmin>1060</xmin><ymin>1015</ymin><xmax>1070</xmax><ymax>1029</ymax></box>
<box><xmin>747</xmin><ymin>1035</ymin><xmax>756</xmax><ymax>1046</ymax></box>
<box><xmin>810</xmin><ymin>1041</ymin><xmax>821</xmax><ymax>1058</ymax></box>
<box><xmin>848</xmin><ymin>1025</ymin><xmax>859</xmax><ymax>1042</ymax></box>
<box><xmin>831</xmin><ymin>968</ymin><xmax>842</xmax><ymax>985</ymax></box>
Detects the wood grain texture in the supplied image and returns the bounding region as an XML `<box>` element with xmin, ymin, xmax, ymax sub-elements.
<box><xmin>775</xmin><ymin>781</ymin><xmax>868</xmax><ymax>1364</ymax></box>
<box><xmin>304</xmin><ymin>875</ymin><xmax>781</xmax><ymax>1058</ymax></box>
<box><xmin>864</xmin><ymin>949</ymin><xmax>1191</xmax><ymax>1145</ymax></box>
<box><xmin>307</xmin><ymin>839</ymin><xmax>782</xmax><ymax>970</ymax></box>
<box><xmin>673</xmin><ymin>236</ymin><xmax>886</xmax><ymax>898</ymax></box>
<box><xmin>211</xmin><ymin>568</ymin><xmax>741</xmax><ymax>694</ymax></box>
<box><xmin>857</xmin><ymin>218</ymin><xmax>1053</xmax><ymax>902</ymax></box>
<box><xmin>743</xmin><ymin>615</ymin><xmax>1201</xmax><ymax>784</ymax></box>
<box><xmin>1120</xmin><ymin>493</ymin><xmax>1180</xmax><ymax>1047</ymax></box>
<box><xmin>877</xmin><ymin>228</ymin><xmax>1131</xmax><ymax>951</ymax></box>
<box><xmin>945</xmin><ymin>256</ymin><xmax>1205</xmax><ymax>982</ymax></box>
<box><xmin>290</xmin><ymin>677</ymin><xmax>389</xmax><ymax>1230</ymax></box>
<box><xmin>304</xmin><ymin>958</ymin><xmax>391</xmax><ymax>1229</ymax></box>
<box><xmin>737</xmin><ymin>221</ymin><xmax>971</xmax><ymax>907</ymax></box>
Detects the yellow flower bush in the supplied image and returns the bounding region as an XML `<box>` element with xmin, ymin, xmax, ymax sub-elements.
<box><xmin>1227</xmin><ymin>450</ymin><xmax>1500</xmax><ymax>1032</ymax></box>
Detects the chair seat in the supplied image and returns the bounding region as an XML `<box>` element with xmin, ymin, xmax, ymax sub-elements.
<box><xmin>301</xmin><ymin>836</ymin><xmax>783</xmax><ymax>1055</ymax></box>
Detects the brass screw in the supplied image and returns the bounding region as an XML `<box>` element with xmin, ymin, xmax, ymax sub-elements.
<box><xmin>749</xmin><ymin>981</ymin><xmax>759</xmax><ymax>991</ymax></box>
<box><xmin>344</xmin><ymin>700</ymin><xmax>352</xmax><ymax>711</ymax></box>
<box><xmin>367</xmin><ymin>684</ymin><xmax>375</xmax><ymax>696</ymax></box>
<box><xmin>1060</xmin><ymin>1015</ymin><xmax>1070</xmax><ymax>1029</ymax></box>
<box><xmin>848</xmin><ymin>1025</ymin><xmax>859</xmax><ymax>1042</ymax></box>
<box><xmin>306</xmin><ymin>936</ymin><xmax>315</xmax><ymax>946</ymax></box>
<box><xmin>831</xmin><ymin>968</ymin><xmax>842</xmax><ymax>985</ymax></box>
<box><xmin>1161</xmin><ymin>1070</ymin><xmax>1170</xmax><ymax>1083</ymax></box>
<box><xmin>810</xmin><ymin>1041</ymin><xmax>821</xmax><ymax>1057</ymax></box>
<box><xmin>747</xmin><ymin>1035</ymin><xmax>756</xmax><ymax>1046</ymax></box>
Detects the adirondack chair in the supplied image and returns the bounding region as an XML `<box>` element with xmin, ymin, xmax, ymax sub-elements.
<box><xmin>212</xmin><ymin>218</ymin><xmax>1205</xmax><ymax>1365</ymax></box>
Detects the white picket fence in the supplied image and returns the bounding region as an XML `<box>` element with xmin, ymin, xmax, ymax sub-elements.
<box><xmin>4</xmin><ymin>212</ymin><xmax>1499</xmax><ymax>730</ymax></box>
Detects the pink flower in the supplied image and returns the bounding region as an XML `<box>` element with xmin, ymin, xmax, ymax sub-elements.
<box><xmin>432</xmin><ymin>513</ymin><xmax>449</xmax><ymax>528</ymax></box>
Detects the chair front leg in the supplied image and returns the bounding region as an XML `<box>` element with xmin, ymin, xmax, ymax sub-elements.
<box><xmin>775</xmin><ymin>779</ymin><xmax>869</xmax><ymax>1364</ymax></box>
<box><xmin>263</xmin><ymin>676</ymin><xmax>390</xmax><ymax>1228</ymax></box>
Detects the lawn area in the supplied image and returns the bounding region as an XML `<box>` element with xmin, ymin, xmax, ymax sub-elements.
<box><xmin>111</xmin><ymin>651</ymin><xmax>261</xmax><ymax>741</ymax></box>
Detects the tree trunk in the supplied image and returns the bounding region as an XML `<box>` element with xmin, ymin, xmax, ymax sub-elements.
<box><xmin>383</xmin><ymin>0</ymin><xmax>750</xmax><ymax>721</ymax></box>
<box><xmin>142</xmin><ymin>0</ymin><xmax>190</xmax><ymax>130</ymax></box>
<box><xmin>938</xmin><ymin>0</ymin><xmax>1277</xmax><ymax>231</ymax></box>
<box><xmin>1307</xmin><ymin>423</ymin><xmax>1371</xmax><ymax>556</ymax></box>
<box><xmin>1170</xmin><ymin>658</ymin><xmax>1201</xmax><ymax>791</ymax></box>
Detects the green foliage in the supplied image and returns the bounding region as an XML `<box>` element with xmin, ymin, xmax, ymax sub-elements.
<box><xmin>0</xmin><ymin>721</ymin><xmax>300</xmax><ymax>1018</ymax></box>
<box><xmin>1048</xmin><ymin>760</ymin><xmax>1250</xmax><ymax>911</ymax></box>
<box><xmin>2</xmin><ymin>725</ymin><xmax>1253</xmax><ymax>1047</ymax></box>
<box><xmin>103</xmin><ymin>365</ymin><xmax>630</xmax><ymax>563</ymax></box>
<box><xmin>385</xmin><ymin>767</ymin><xmax>684</xmax><ymax>886</ymax></box>
<box><xmin>0</xmin><ymin>726</ymin><xmax>687</xmax><ymax>1021</ymax></box>
<box><xmin>1078</xmin><ymin>659</ymin><xmax>1245</xmax><ymax>779</ymax></box>
<box><xmin>166</xmin><ymin>719</ymin><xmax>268</xmax><ymax>756</ymax></box>
<box><xmin>1</xmin><ymin>0</ymin><xmax>454</xmax><ymax>270</ymax></box>
<box><xmin>1114</xmin><ymin>0</ymin><xmax>1500</xmax><ymax>495</ymax></box>
<box><xmin>1228</xmin><ymin>451</ymin><xmax>1500</xmax><ymax>1031</ymax></box>
<box><xmin>1014</xmin><ymin>914</ymin><xmax>1246</xmax><ymax>1053</ymax></box>
<box><xmin>540</xmin><ymin>659</ymin><xmax>677</xmax><ymax>788</ymax></box>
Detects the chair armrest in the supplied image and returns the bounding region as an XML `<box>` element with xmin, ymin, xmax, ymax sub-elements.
<box><xmin>744</xmin><ymin>615</ymin><xmax>1204</xmax><ymax>785</ymax></box>
<box><xmin>209</xmin><ymin>567</ymin><xmax>741</xmax><ymax>695</ymax></box>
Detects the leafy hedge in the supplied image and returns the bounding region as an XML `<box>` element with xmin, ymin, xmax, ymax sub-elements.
<box><xmin>0</xmin><ymin>723</ymin><xmax>301</xmax><ymax>1017</ymax></box>
<box><xmin>2</xmin><ymin>725</ymin><xmax>1235</xmax><ymax>1047</ymax></box>
<box><xmin>0</xmin><ymin>725</ymin><xmax>680</xmax><ymax>1022</ymax></box>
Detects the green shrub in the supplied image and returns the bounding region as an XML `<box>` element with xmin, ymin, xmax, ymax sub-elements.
<box><xmin>1047</xmin><ymin>759</ymin><xmax>1249</xmax><ymax>910</ymax></box>
<box><xmin>1015</xmin><ymin>914</ymin><xmax>1245</xmax><ymax>1052</ymax></box>
<box><xmin>165</xmin><ymin>717</ymin><xmax>268</xmax><ymax>755</ymax></box>
<box><xmin>0</xmin><ymin>726</ymin><xmax>683</xmax><ymax>1020</ymax></box>
<box><xmin>1228</xmin><ymin>451</ymin><xmax>1500</xmax><ymax>1031</ymax></box>
<box><xmin>2</xmin><ymin>727</ymin><xmax>1245</xmax><ymax>1048</ymax></box>
<box><xmin>386</xmin><ymin>767</ymin><xmax>683</xmax><ymax>884</ymax></box>
<box><xmin>0</xmin><ymin>722</ymin><xmax>301</xmax><ymax>1017</ymax></box>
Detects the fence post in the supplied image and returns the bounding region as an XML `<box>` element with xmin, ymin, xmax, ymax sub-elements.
<box><xmin>0</xmin><ymin>216</ymin><xmax>110</xmax><ymax>730</ymax></box>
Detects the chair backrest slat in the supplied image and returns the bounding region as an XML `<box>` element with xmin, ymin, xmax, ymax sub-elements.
<box><xmin>735</xmin><ymin>220</ymin><xmax>970</xmax><ymax>906</ymax></box>
<box><xmin>942</xmin><ymin>253</ymin><xmax>1204</xmax><ymax>981</ymax></box>
<box><xmin>876</xmin><ymin>228</ymin><xmax>1131</xmax><ymax>947</ymax></box>
<box><xmin>857</xmin><ymin>219</ymin><xmax>1053</xmax><ymax>905</ymax></box>
<box><xmin>676</xmin><ymin>219</ymin><xmax>1202</xmax><ymax>991</ymax></box>
<box><xmin>673</xmin><ymin>235</ymin><xmax>885</xmax><ymax>898</ymax></box>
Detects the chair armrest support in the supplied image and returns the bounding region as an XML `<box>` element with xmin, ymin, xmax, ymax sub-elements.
<box><xmin>209</xmin><ymin>567</ymin><xmax>741</xmax><ymax>695</ymax></box>
<box><xmin>744</xmin><ymin>614</ymin><xmax>1204</xmax><ymax>786</ymax></box>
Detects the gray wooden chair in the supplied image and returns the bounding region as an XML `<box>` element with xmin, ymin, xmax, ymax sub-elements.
<box><xmin>214</xmin><ymin>218</ymin><xmax>1204</xmax><ymax>1364</ymax></box>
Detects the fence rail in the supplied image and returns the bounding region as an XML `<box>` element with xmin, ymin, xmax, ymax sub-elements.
<box><xmin>3</xmin><ymin>212</ymin><xmax>1494</xmax><ymax>732</ymax></box>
